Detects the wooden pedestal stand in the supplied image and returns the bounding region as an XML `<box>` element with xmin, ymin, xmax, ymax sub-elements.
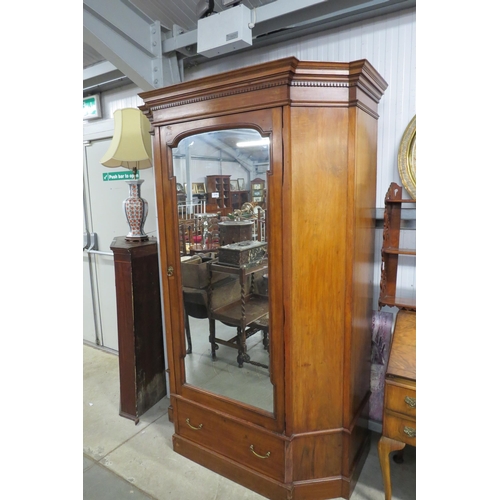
<box><xmin>110</xmin><ymin>236</ymin><xmax>166</xmax><ymax>423</ymax></box>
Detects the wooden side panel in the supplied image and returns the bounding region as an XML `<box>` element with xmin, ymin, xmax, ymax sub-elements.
<box><xmin>112</xmin><ymin>250</ymin><xmax>137</xmax><ymax>417</ymax></box>
<box><xmin>130</xmin><ymin>247</ymin><xmax>167</xmax><ymax>414</ymax></box>
<box><xmin>292</xmin><ymin>479</ymin><xmax>343</xmax><ymax>500</ymax></box>
<box><xmin>291</xmin><ymin>432</ymin><xmax>343</xmax><ymax>480</ymax></box>
<box><xmin>346</xmin><ymin>108</ymin><xmax>379</xmax><ymax>423</ymax></box>
<box><xmin>286</xmin><ymin>106</ymin><xmax>349</xmax><ymax>434</ymax></box>
<box><xmin>110</xmin><ymin>239</ymin><xmax>166</xmax><ymax>420</ymax></box>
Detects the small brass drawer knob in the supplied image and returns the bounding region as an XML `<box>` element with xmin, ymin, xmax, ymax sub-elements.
<box><xmin>403</xmin><ymin>426</ymin><xmax>416</xmax><ymax>438</ymax></box>
<box><xmin>250</xmin><ymin>445</ymin><xmax>270</xmax><ymax>459</ymax></box>
<box><xmin>186</xmin><ymin>418</ymin><xmax>203</xmax><ymax>430</ymax></box>
<box><xmin>404</xmin><ymin>396</ymin><xmax>416</xmax><ymax>408</ymax></box>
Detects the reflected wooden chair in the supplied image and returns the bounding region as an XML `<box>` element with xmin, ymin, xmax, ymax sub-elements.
<box><xmin>207</xmin><ymin>263</ymin><xmax>269</xmax><ymax>369</ymax></box>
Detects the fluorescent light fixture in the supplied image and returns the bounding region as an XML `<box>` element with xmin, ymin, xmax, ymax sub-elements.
<box><xmin>236</xmin><ymin>138</ymin><xmax>270</xmax><ymax>147</ymax></box>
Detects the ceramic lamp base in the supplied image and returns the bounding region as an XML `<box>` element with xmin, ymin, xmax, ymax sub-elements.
<box><xmin>123</xmin><ymin>179</ymin><xmax>149</xmax><ymax>241</ymax></box>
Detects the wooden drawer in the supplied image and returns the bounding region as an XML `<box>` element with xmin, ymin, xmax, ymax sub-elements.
<box><xmin>383</xmin><ymin>412</ymin><xmax>416</xmax><ymax>447</ymax></box>
<box><xmin>175</xmin><ymin>398</ymin><xmax>285</xmax><ymax>482</ymax></box>
<box><xmin>385</xmin><ymin>381</ymin><xmax>416</xmax><ymax>418</ymax></box>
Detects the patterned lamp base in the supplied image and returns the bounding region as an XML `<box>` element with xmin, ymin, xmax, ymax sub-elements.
<box><xmin>123</xmin><ymin>179</ymin><xmax>149</xmax><ymax>241</ymax></box>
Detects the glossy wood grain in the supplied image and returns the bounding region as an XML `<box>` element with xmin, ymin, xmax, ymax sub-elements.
<box><xmin>286</xmin><ymin>105</ymin><xmax>348</xmax><ymax>434</ymax></box>
<box><xmin>176</xmin><ymin>397</ymin><xmax>286</xmax><ymax>481</ymax></box>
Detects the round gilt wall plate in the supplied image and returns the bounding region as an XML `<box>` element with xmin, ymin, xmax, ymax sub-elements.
<box><xmin>397</xmin><ymin>115</ymin><xmax>416</xmax><ymax>199</ymax></box>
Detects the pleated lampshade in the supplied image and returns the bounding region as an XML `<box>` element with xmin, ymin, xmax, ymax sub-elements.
<box><xmin>101</xmin><ymin>108</ymin><xmax>153</xmax><ymax>171</ymax></box>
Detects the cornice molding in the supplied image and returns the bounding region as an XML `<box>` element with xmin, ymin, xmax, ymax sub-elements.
<box><xmin>147</xmin><ymin>79</ymin><xmax>290</xmax><ymax>112</ymax></box>
<box><xmin>140</xmin><ymin>57</ymin><xmax>387</xmax><ymax>120</ymax></box>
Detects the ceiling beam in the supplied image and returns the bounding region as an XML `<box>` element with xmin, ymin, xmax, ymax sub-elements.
<box><xmin>83</xmin><ymin>0</ymin><xmax>181</xmax><ymax>91</ymax></box>
<box><xmin>163</xmin><ymin>0</ymin><xmax>328</xmax><ymax>55</ymax></box>
<box><xmin>83</xmin><ymin>61</ymin><xmax>118</xmax><ymax>80</ymax></box>
<box><xmin>83</xmin><ymin>61</ymin><xmax>132</xmax><ymax>94</ymax></box>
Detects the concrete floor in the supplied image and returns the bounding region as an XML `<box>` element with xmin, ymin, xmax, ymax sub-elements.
<box><xmin>83</xmin><ymin>343</ymin><xmax>416</xmax><ymax>500</ymax></box>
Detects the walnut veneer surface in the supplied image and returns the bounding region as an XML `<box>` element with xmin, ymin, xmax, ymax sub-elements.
<box><xmin>140</xmin><ymin>57</ymin><xmax>387</xmax><ymax>499</ymax></box>
<box><xmin>378</xmin><ymin>310</ymin><xmax>416</xmax><ymax>500</ymax></box>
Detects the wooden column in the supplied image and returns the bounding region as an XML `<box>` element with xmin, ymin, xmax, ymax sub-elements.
<box><xmin>110</xmin><ymin>236</ymin><xmax>166</xmax><ymax>423</ymax></box>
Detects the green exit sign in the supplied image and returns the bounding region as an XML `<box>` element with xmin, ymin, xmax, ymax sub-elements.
<box><xmin>102</xmin><ymin>171</ymin><xmax>140</xmax><ymax>181</ymax></box>
<box><xmin>83</xmin><ymin>95</ymin><xmax>102</xmax><ymax>120</ymax></box>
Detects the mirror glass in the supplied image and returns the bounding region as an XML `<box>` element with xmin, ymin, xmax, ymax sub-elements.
<box><xmin>172</xmin><ymin>128</ymin><xmax>273</xmax><ymax>413</ymax></box>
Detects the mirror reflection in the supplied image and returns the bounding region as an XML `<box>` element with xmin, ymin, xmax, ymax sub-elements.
<box><xmin>172</xmin><ymin>129</ymin><xmax>273</xmax><ymax>413</ymax></box>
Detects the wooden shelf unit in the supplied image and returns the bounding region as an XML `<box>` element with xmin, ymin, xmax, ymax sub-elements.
<box><xmin>379</xmin><ymin>182</ymin><xmax>416</xmax><ymax>310</ymax></box>
<box><xmin>250</xmin><ymin>177</ymin><xmax>266</xmax><ymax>206</ymax></box>
<box><xmin>230</xmin><ymin>190</ymin><xmax>249</xmax><ymax>211</ymax></box>
<box><xmin>207</xmin><ymin>175</ymin><xmax>231</xmax><ymax>215</ymax></box>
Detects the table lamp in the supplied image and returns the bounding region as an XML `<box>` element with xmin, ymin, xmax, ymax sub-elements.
<box><xmin>101</xmin><ymin>108</ymin><xmax>153</xmax><ymax>241</ymax></box>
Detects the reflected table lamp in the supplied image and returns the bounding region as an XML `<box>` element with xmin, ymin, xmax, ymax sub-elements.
<box><xmin>100</xmin><ymin>108</ymin><xmax>153</xmax><ymax>241</ymax></box>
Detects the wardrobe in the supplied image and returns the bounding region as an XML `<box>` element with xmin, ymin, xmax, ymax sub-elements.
<box><xmin>140</xmin><ymin>57</ymin><xmax>387</xmax><ymax>500</ymax></box>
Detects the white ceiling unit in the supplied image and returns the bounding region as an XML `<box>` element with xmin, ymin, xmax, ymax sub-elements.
<box><xmin>197</xmin><ymin>4</ymin><xmax>253</xmax><ymax>57</ymax></box>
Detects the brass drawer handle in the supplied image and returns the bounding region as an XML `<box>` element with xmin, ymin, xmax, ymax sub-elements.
<box><xmin>186</xmin><ymin>418</ymin><xmax>203</xmax><ymax>430</ymax></box>
<box><xmin>250</xmin><ymin>445</ymin><xmax>270</xmax><ymax>459</ymax></box>
<box><xmin>167</xmin><ymin>266</ymin><xmax>174</xmax><ymax>277</ymax></box>
<box><xmin>404</xmin><ymin>396</ymin><xmax>416</xmax><ymax>408</ymax></box>
<box><xmin>403</xmin><ymin>426</ymin><xmax>416</xmax><ymax>438</ymax></box>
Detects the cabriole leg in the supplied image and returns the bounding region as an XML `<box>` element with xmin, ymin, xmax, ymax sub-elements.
<box><xmin>378</xmin><ymin>435</ymin><xmax>406</xmax><ymax>500</ymax></box>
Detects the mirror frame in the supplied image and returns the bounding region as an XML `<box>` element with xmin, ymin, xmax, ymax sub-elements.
<box><xmin>156</xmin><ymin>108</ymin><xmax>285</xmax><ymax>432</ymax></box>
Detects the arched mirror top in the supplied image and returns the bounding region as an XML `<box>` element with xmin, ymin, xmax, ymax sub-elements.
<box><xmin>157</xmin><ymin>107</ymin><xmax>276</xmax><ymax>152</ymax></box>
<box><xmin>174</xmin><ymin>128</ymin><xmax>270</xmax><ymax>169</ymax></box>
<box><xmin>172</xmin><ymin>126</ymin><xmax>273</xmax><ymax>415</ymax></box>
<box><xmin>168</xmin><ymin>123</ymin><xmax>272</xmax><ymax>149</ymax></box>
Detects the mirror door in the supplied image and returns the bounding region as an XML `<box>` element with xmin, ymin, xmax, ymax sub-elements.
<box><xmin>174</xmin><ymin>128</ymin><xmax>272</xmax><ymax>411</ymax></box>
<box><xmin>159</xmin><ymin>109</ymin><xmax>284</xmax><ymax>426</ymax></box>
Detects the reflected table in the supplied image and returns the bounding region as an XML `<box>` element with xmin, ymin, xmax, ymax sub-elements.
<box><xmin>208</xmin><ymin>260</ymin><xmax>269</xmax><ymax>368</ymax></box>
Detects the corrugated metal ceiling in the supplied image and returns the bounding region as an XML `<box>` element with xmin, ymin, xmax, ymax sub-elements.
<box><xmin>83</xmin><ymin>0</ymin><xmax>276</xmax><ymax>68</ymax></box>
